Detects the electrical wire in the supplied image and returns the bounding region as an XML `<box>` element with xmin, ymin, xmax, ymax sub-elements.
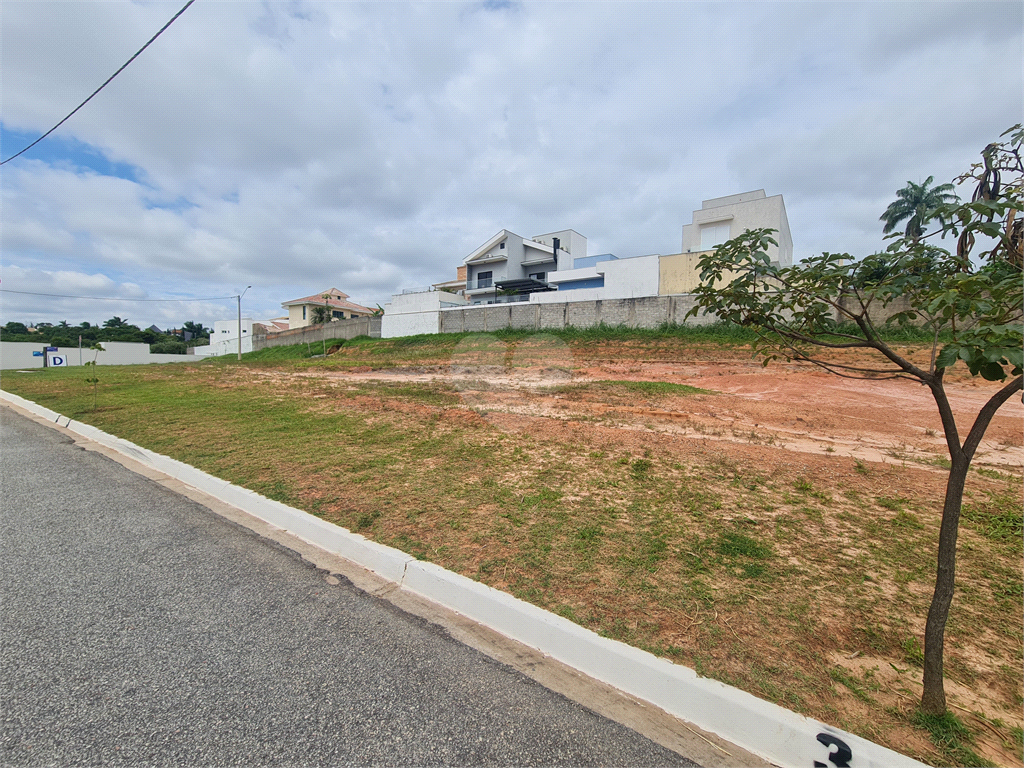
<box><xmin>1</xmin><ymin>0</ymin><xmax>198</xmax><ymax>166</ymax></box>
<box><xmin>0</xmin><ymin>289</ymin><xmax>236</xmax><ymax>302</ymax></box>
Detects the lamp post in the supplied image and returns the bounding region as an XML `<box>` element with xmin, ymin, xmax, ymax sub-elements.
<box><xmin>237</xmin><ymin>285</ymin><xmax>251</xmax><ymax>361</ymax></box>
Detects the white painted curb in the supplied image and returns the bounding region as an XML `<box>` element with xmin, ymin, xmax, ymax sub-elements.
<box><xmin>1</xmin><ymin>390</ymin><xmax>926</xmax><ymax>768</ymax></box>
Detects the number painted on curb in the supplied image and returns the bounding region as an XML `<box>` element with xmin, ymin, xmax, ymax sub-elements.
<box><xmin>813</xmin><ymin>733</ymin><xmax>852</xmax><ymax>767</ymax></box>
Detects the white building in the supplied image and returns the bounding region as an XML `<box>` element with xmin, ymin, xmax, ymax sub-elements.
<box><xmin>538</xmin><ymin>253</ymin><xmax>661</xmax><ymax>303</ymax></box>
<box><xmin>680</xmin><ymin>189</ymin><xmax>793</xmax><ymax>266</ymax></box>
<box><xmin>191</xmin><ymin>317</ymin><xmax>255</xmax><ymax>357</ymax></box>
<box><xmin>381</xmin><ymin>289</ymin><xmax>469</xmax><ymax>339</ymax></box>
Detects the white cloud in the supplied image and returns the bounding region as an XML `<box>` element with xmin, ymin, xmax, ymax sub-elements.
<box><xmin>1</xmin><ymin>0</ymin><xmax>1020</xmax><ymax>328</ymax></box>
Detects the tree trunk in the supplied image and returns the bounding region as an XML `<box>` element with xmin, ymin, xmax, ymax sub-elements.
<box><xmin>920</xmin><ymin>374</ymin><xmax>1022</xmax><ymax>715</ymax></box>
<box><xmin>920</xmin><ymin>450</ymin><xmax>969</xmax><ymax>715</ymax></box>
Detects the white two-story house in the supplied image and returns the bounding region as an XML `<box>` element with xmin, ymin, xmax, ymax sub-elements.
<box><xmin>463</xmin><ymin>229</ymin><xmax>587</xmax><ymax>304</ymax></box>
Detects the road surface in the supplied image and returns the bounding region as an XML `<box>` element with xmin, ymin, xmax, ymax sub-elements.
<box><xmin>0</xmin><ymin>406</ymin><xmax>697</xmax><ymax>766</ymax></box>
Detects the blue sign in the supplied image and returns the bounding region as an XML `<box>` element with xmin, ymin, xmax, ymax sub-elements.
<box><xmin>45</xmin><ymin>346</ymin><xmax>58</xmax><ymax>352</ymax></box>
<box><xmin>32</xmin><ymin>351</ymin><xmax>43</xmax><ymax>357</ymax></box>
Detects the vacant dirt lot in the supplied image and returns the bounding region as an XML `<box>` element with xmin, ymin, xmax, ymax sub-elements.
<box><xmin>302</xmin><ymin>346</ymin><xmax>1022</xmax><ymax>766</ymax></box>
<box><xmin>7</xmin><ymin>338</ymin><xmax>1021</xmax><ymax>767</ymax></box>
<box><xmin>335</xmin><ymin>349</ymin><xmax>1023</xmax><ymax>472</ymax></box>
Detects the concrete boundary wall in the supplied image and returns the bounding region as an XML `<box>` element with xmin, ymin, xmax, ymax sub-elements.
<box><xmin>254</xmin><ymin>317</ymin><xmax>381</xmax><ymax>350</ymax></box>
<box><xmin>439</xmin><ymin>295</ymin><xmax>712</xmax><ymax>334</ymax></box>
<box><xmin>1</xmin><ymin>341</ymin><xmax>190</xmax><ymax>370</ymax></box>
<box><xmin>0</xmin><ymin>388</ymin><xmax>927</xmax><ymax>768</ymax></box>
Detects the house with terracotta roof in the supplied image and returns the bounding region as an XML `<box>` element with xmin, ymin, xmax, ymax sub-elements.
<box><xmin>281</xmin><ymin>288</ymin><xmax>373</xmax><ymax>329</ymax></box>
<box><xmin>252</xmin><ymin>317</ymin><xmax>290</xmax><ymax>334</ymax></box>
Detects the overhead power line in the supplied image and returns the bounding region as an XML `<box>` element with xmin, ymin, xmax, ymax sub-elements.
<box><xmin>1</xmin><ymin>289</ymin><xmax>235</xmax><ymax>302</ymax></box>
<box><xmin>1</xmin><ymin>0</ymin><xmax>197</xmax><ymax>166</ymax></box>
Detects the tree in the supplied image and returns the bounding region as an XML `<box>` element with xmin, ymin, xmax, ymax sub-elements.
<box><xmin>84</xmin><ymin>343</ymin><xmax>104</xmax><ymax>409</ymax></box>
<box><xmin>150</xmin><ymin>340</ymin><xmax>187</xmax><ymax>355</ymax></box>
<box><xmin>181</xmin><ymin>320</ymin><xmax>211</xmax><ymax>340</ymax></box>
<box><xmin>880</xmin><ymin>175</ymin><xmax>958</xmax><ymax>241</ymax></box>
<box><xmin>103</xmin><ymin>316</ymin><xmax>130</xmax><ymax>329</ymax></box>
<box><xmin>688</xmin><ymin>126</ymin><xmax>1023</xmax><ymax>717</ymax></box>
<box><xmin>3</xmin><ymin>322</ymin><xmax>29</xmax><ymax>336</ymax></box>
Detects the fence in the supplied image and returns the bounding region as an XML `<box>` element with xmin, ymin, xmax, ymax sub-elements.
<box><xmin>252</xmin><ymin>316</ymin><xmax>381</xmax><ymax>351</ymax></box>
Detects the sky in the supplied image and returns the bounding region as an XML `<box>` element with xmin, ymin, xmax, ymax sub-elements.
<box><xmin>2</xmin><ymin>0</ymin><xmax>1021</xmax><ymax>330</ymax></box>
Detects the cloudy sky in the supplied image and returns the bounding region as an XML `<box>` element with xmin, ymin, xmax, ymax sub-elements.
<box><xmin>2</xmin><ymin>0</ymin><xmax>1020</xmax><ymax>329</ymax></box>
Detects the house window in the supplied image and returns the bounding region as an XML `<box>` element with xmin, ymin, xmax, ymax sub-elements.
<box><xmin>332</xmin><ymin>310</ymin><xmax>344</xmax><ymax>319</ymax></box>
<box><xmin>302</xmin><ymin>306</ymin><xmax>307</xmax><ymax>320</ymax></box>
<box><xmin>476</xmin><ymin>270</ymin><xmax>493</xmax><ymax>289</ymax></box>
<box><xmin>700</xmin><ymin>222</ymin><xmax>732</xmax><ymax>250</ymax></box>
<box><xmin>529</xmin><ymin>272</ymin><xmax>546</xmax><ymax>281</ymax></box>
<box><xmin>499</xmin><ymin>242</ymin><xmax>505</xmax><ymax>249</ymax></box>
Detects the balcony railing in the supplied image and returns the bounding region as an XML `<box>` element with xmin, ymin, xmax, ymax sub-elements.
<box><xmin>467</xmin><ymin>278</ymin><xmax>493</xmax><ymax>290</ymax></box>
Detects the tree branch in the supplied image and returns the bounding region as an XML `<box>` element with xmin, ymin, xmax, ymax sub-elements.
<box><xmin>961</xmin><ymin>375</ymin><xmax>1024</xmax><ymax>461</ymax></box>
<box><xmin>852</xmin><ymin>313</ymin><xmax>932</xmax><ymax>381</ymax></box>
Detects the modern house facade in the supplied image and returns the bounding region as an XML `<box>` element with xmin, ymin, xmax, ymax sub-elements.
<box><xmin>679</xmin><ymin>189</ymin><xmax>792</xmax><ymax>266</ymax></box>
<box><xmin>464</xmin><ymin>229</ymin><xmax>586</xmax><ymax>304</ymax></box>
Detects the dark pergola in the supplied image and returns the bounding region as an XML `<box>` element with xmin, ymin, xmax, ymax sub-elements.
<box><xmin>494</xmin><ymin>277</ymin><xmax>554</xmax><ymax>294</ymax></box>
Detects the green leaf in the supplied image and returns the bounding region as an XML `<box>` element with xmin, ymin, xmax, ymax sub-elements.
<box><xmin>935</xmin><ymin>345</ymin><xmax>960</xmax><ymax>370</ymax></box>
<box><xmin>979</xmin><ymin>361</ymin><xmax>1006</xmax><ymax>381</ymax></box>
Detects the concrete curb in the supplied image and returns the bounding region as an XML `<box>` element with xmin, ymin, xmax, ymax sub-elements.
<box><xmin>1</xmin><ymin>389</ymin><xmax>926</xmax><ymax>768</ymax></box>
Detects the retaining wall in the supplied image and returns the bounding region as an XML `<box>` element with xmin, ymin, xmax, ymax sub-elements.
<box><xmin>436</xmin><ymin>293</ymin><xmax>920</xmax><ymax>336</ymax></box>
<box><xmin>440</xmin><ymin>295</ymin><xmax>714</xmax><ymax>334</ymax></box>
<box><xmin>254</xmin><ymin>317</ymin><xmax>382</xmax><ymax>350</ymax></box>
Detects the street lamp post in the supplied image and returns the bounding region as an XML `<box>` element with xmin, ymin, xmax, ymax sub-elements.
<box><xmin>237</xmin><ymin>285</ymin><xmax>251</xmax><ymax>361</ymax></box>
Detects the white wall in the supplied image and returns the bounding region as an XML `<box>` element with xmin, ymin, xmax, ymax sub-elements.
<box><xmin>531</xmin><ymin>287</ymin><xmax>604</xmax><ymax>304</ymax></box>
<box><xmin>385</xmin><ymin>291</ymin><xmax>468</xmax><ymax>314</ymax></box>
<box><xmin>381</xmin><ymin>311</ymin><xmax>441</xmax><ymax>338</ymax></box>
<box><xmin>0</xmin><ymin>341</ymin><xmax>190</xmax><ymax>370</ymax></box>
<box><xmin>381</xmin><ymin>290</ymin><xmax>467</xmax><ymax>339</ymax></box>
<box><xmin>601</xmin><ymin>254</ymin><xmax>661</xmax><ymax>298</ymax></box>
<box><xmin>193</xmin><ymin>335</ymin><xmax>253</xmax><ymax>357</ymax></box>
<box><xmin>213</xmin><ymin>317</ymin><xmax>254</xmax><ymax>341</ymax></box>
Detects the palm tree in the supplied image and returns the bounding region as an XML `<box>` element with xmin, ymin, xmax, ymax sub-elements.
<box><xmin>880</xmin><ymin>176</ymin><xmax>958</xmax><ymax>241</ymax></box>
<box><xmin>310</xmin><ymin>295</ymin><xmax>334</xmax><ymax>324</ymax></box>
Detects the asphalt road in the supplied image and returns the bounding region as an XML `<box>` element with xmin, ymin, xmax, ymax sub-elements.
<box><xmin>0</xmin><ymin>407</ymin><xmax>696</xmax><ymax>767</ymax></box>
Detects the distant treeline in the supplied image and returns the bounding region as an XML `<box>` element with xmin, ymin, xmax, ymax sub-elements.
<box><xmin>1</xmin><ymin>319</ymin><xmax>210</xmax><ymax>355</ymax></box>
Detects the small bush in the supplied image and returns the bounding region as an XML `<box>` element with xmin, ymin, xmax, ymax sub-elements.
<box><xmin>150</xmin><ymin>340</ymin><xmax>187</xmax><ymax>355</ymax></box>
